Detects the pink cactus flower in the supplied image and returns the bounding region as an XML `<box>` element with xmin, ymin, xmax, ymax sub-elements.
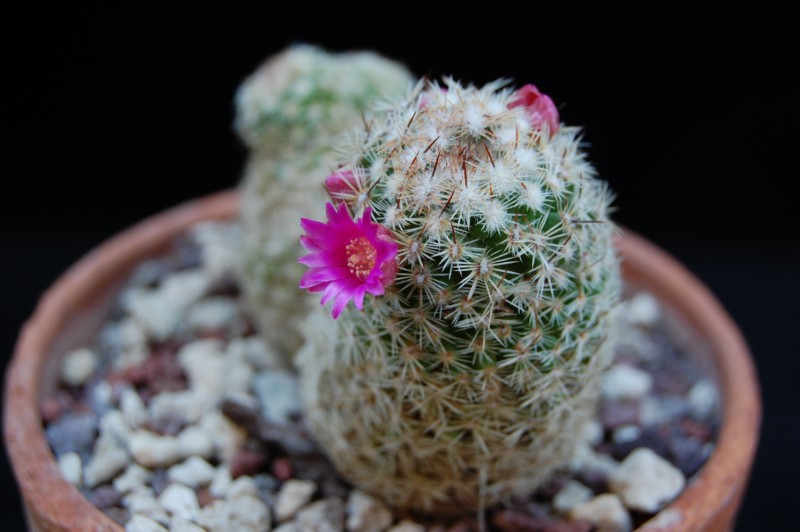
<box><xmin>509</xmin><ymin>84</ymin><xmax>560</xmax><ymax>134</ymax></box>
<box><xmin>299</xmin><ymin>202</ymin><xmax>398</xmax><ymax>319</ymax></box>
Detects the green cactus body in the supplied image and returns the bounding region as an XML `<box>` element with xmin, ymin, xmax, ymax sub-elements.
<box><xmin>297</xmin><ymin>79</ymin><xmax>621</xmax><ymax>511</ymax></box>
<box><xmin>236</xmin><ymin>45</ymin><xmax>413</xmax><ymax>357</ymax></box>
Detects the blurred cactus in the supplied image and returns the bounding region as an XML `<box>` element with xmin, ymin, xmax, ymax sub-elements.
<box><xmin>296</xmin><ymin>79</ymin><xmax>621</xmax><ymax>511</ymax></box>
<box><xmin>236</xmin><ymin>45</ymin><xmax>413</xmax><ymax>357</ymax></box>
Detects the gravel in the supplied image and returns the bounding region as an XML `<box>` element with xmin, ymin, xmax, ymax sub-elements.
<box><xmin>42</xmin><ymin>221</ymin><xmax>721</xmax><ymax>531</ymax></box>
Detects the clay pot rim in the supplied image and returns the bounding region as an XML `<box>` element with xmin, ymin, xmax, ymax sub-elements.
<box><xmin>3</xmin><ymin>190</ymin><xmax>760</xmax><ymax>531</ymax></box>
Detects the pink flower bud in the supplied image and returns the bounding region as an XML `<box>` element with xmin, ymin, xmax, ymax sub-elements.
<box><xmin>509</xmin><ymin>84</ymin><xmax>559</xmax><ymax>134</ymax></box>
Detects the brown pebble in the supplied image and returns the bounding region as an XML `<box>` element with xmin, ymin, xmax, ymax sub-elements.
<box><xmin>196</xmin><ymin>487</ymin><xmax>216</xmax><ymax>507</ymax></box>
<box><xmin>543</xmin><ymin>519</ymin><xmax>593</xmax><ymax>532</ymax></box>
<box><xmin>272</xmin><ymin>457</ymin><xmax>292</xmax><ymax>481</ymax></box>
<box><xmin>230</xmin><ymin>448</ymin><xmax>268</xmax><ymax>479</ymax></box>
<box><xmin>41</xmin><ymin>396</ymin><xmax>66</xmax><ymax>424</ymax></box>
<box><xmin>103</xmin><ymin>506</ymin><xmax>131</xmax><ymax>526</ymax></box>
<box><xmin>86</xmin><ymin>485</ymin><xmax>122</xmax><ymax>509</ymax></box>
<box><xmin>679</xmin><ymin>417</ymin><xmax>711</xmax><ymax>443</ymax></box>
<box><xmin>492</xmin><ymin>509</ymin><xmax>551</xmax><ymax>531</ymax></box>
<box><xmin>599</xmin><ymin>400</ymin><xmax>640</xmax><ymax>430</ymax></box>
<box><xmin>448</xmin><ymin>518</ymin><xmax>479</xmax><ymax>532</ymax></box>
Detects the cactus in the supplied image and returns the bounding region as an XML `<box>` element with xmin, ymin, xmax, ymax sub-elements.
<box><xmin>236</xmin><ymin>45</ymin><xmax>413</xmax><ymax>357</ymax></box>
<box><xmin>296</xmin><ymin>79</ymin><xmax>621</xmax><ymax>511</ymax></box>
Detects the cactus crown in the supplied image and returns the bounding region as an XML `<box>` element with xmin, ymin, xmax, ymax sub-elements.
<box><xmin>297</xmin><ymin>78</ymin><xmax>621</xmax><ymax>510</ymax></box>
<box><xmin>235</xmin><ymin>44</ymin><xmax>412</xmax><ymax>156</ymax></box>
<box><xmin>320</xmin><ymin>78</ymin><xmax>617</xmax><ymax>373</ymax></box>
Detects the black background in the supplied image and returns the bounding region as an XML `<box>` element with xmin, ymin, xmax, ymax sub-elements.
<box><xmin>2</xmin><ymin>6</ymin><xmax>797</xmax><ymax>530</ymax></box>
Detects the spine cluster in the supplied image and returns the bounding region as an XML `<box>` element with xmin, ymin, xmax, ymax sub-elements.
<box><xmin>236</xmin><ymin>45</ymin><xmax>413</xmax><ymax>357</ymax></box>
<box><xmin>297</xmin><ymin>79</ymin><xmax>621</xmax><ymax>511</ymax></box>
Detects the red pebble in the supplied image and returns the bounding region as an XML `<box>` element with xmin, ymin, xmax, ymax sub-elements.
<box><xmin>679</xmin><ymin>417</ymin><xmax>711</xmax><ymax>442</ymax></box>
<box><xmin>230</xmin><ymin>448</ymin><xmax>267</xmax><ymax>479</ymax></box>
<box><xmin>196</xmin><ymin>487</ymin><xmax>216</xmax><ymax>507</ymax></box>
<box><xmin>271</xmin><ymin>457</ymin><xmax>292</xmax><ymax>481</ymax></box>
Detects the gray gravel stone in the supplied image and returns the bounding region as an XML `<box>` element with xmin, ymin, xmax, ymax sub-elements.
<box><xmin>253</xmin><ymin>370</ymin><xmax>302</xmax><ymax>426</ymax></box>
<box><xmin>687</xmin><ymin>379</ymin><xmax>719</xmax><ymax>419</ymax></box>
<box><xmin>45</xmin><ymin>411</ymin><xmax>98</xmax><ymax>458</ymax></box>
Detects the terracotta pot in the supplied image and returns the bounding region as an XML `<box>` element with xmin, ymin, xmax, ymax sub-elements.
<box><xmin>4</xmin><ymin>190</ymin><xmax>760</xmax><ymax>531</ymax></box>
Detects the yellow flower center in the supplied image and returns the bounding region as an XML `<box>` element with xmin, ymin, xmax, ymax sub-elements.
<box><xmin>346</xmin><ymin>237</ymin><xmax>377</xmax><ymax>280</ymax></box>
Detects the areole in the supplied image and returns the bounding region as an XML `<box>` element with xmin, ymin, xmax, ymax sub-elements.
<box><xmin>4</xmin><ymin>190</ymin><xmax>760</xmax><ymax>531</ymax></box>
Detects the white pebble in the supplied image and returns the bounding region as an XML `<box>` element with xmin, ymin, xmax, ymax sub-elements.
<box><xmin>176</xmin><ymin>425</ymin><xmax>215</xmax><ymax>461</ymax></box>
<box><xmin>148</xmin><ymin>390</ymin><xmax>210</xmax><ymax>426</ymax></box>
<box><xmin>114</xmin><ymin>463</ymin><xmax>153</xmax><ymax>494</ymax></box>
<box><xmin>613</xmin><ymin>425</ymin><xmax>642</xmax><ymax>444</ymax></box>
<box><xmin>228</xmin><ymin>336</ymin><xmax>286</xmax><ymax>370</ymax></box>
<box><xmin>569</xmin><ymin>443</ymin><xmax>620</xmax><ymax>476</ymax></box>
<box><xmin>346</xmin><ymin>490</ymin><xmax>393</xmax><ymax>532</ymax></box>
<box><xmin>570</xmin><ymin>494</ymin><xmax>632</xmax><ymax>532</ymax></box>
<box><xmin>687</xmin><ymin>379</ymin><xmax>719</xmax><ymax>419</ymax></box>
<box><xmin>169</xmin><ymin>516</ymin><xmax>206</xmax><ymax>532</ymax></box>
<box><xmin>185</xmin><ymin>297</ymin><xmax>241</xmax><ymax>331</ymax></box>
<box><xmin>159</xmin><ymin>483</ymin><xmax>200</xmax><ymax>521</ymax></box>
<box><xmin>84</xmin><ymin>434</ymin><xmax>130</xmax><ymax>488</ymax></box>
<box><xmin>120</xmin><ymin>387</ymin><xmax>147</xmax><ymax>428</ymax></box>
<box><xmin>113</xmin><ymin>318</ymin><xmax>149</xmax><ymax>370</ymax></box>
<box><xmin>553</xmin><ymin>480</ymin><xmax>593</xmax><ymax>514</ymax></box>
<box><xmin>124</xmin><ymin>269</ymin><xmax>210</xmax><ymax>340</ymax></box>
<box><xmin>129</xmin><ymin>430</ymin><xmax>182</xmax><ymax>468</ymax></box>
<box><xmin>168</xmin><ymin>456</ymin><xmax>216</xmax><ymax>488</ymax></box>
<box><xmin>100</xmin><ymin>409</ymin><xmax>131</xmax><ymax>445</ymax></box>
<box><xmin>123</xmin><ymin>490</ymin><xmax>169</xmax><ymax>526</ymax></box>
<box><xmin>60</xmin><ymin>347</ymin><xmax>97</xmax><ymax>386</ymax></box>
<box><xmin>626</xmin><ymin>292</ymin><xmax>661</xmax><ymax>327</ymax></box>
<box><xmin>609</xmin><ymin>448</ymin><xmax>686</xmax><ymax>513</ymax></box>
<box><xmin>89</xmin><ymin>381</ymin><xmax>113</xmax><ymax>410</ymax></box>
<box><xmin>581</xmin><ymin>419</ymin><xmax>604</xmax><ymax>446</ymax></box>
<box><xmin>126</xmin><ymin>514</ymin><xmax>168</xmax><ymax>532</ymax></box>
<box><xmin>198</xmin><ymin>410</ymin><xmax>247</xmax><ymax>463</ymax></box>
<box><xmin>275</xmin><ymin>479</ymin><xmax>318</xmax><ymax>521</ymax></box>
<box><xmin>273</xmin><ymin>523</ymin><xmax>299</xmax><ymax>532</ymax></box>
<box><xmin>227</xmin><ymin>494</ymin><xmax>272</xmax><ymax>532</ymax></box>
<box><xmin>190</xmin><ymin>221</ymin><xmax>241</xmax><ymax>280</ymax></box>
<box><xmin>601</xmin><ymin>364</ymin><xmax>653</xmax><ymax>400</ymax></box>
<box><xmin>197</xmin><ymin>496</ymin><xmax>271</xmax><ymax>532</ymax></box>
<box><xmin>640</xmin><ymin>396</ymin><xmax>687</xmax><ymax>427</ymax></box>
<box><xmin>209</xmin><ymin>465</ymin><xmax>233</xmax><ymax>498</ymax></box>
<box><xmin>57</xmin><ymin>452</ymin><xmax>82</xmax><ymax>487</ymax></box>
<box><xmin>296</xmin><ymin>498</ymin><xmax>345</xmax><ymax>532</ymax></box>
<box><xmin>253</xmin><ymin>370</ymin><xmax>302</xmax><ymax>426</ymax></box>
<box><xmin>228</xmin><ymin>475</ymin><xmax>260</xmax><ymax>499</ymax></box>
<box><xmin>640</xmin><ymin>508</ymin><xmax>684</xmax><ymax>529</ymax></box>
<box><xmin>388</xmin><ymin>521</ymin><xmax>426</xmax><ymax>532</ymax></box>
<box><xmin>178</xmin><ymin>339</ymin><xmax>253</xmax><ymax>400</ymax></box>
